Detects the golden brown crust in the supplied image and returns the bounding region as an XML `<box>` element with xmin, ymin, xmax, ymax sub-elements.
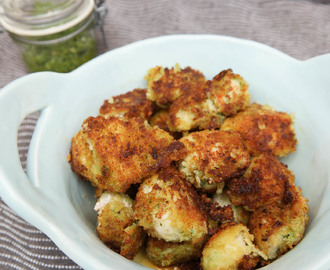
<box><xmin>201</xmin><ymin>223</ymin><xmax>263</xmax><ymax>270</ymax></box>
<box><xmin>96</xmin><ymin>203</ymin><xmax>132</xmax><ymax>248</ymax></box>
<box><xmin>146</xmin><ymin>237</ymin><xmax>202</xmax><ymax>267</ymax></box>
<box><xmin>168</xmin><ymin>88</ymin><xmax>211</xmax><ymax>132</ymax></box>
<box><xmin>99</xmin><ymin>88</ymin><xmax>155</xmax><ymax>120</ymax></box>
<box><xmin>226</xmin><ymin>154</ymin><xmax>295</xmax><ymax>211</ymax></box>
<box><xmin>221</xmin><ymin>103</ymin><xmax>297</xmax><ymax>157</ymax></box>
<box><xmin>248</xmin><ymin>185</ymin><xmax>309</xmax><ymax>259</ymax></box>
<box><xmin>133</xmin><ymin>166</ymin><xmax>208</xmax><ymax>244</ymax></box>
<box><xmin>178</xmin><ymin>130</ymin><xmax>251</xmax><ymax>191</ymax></box>
<box><xmin>207</xmin><ymin>69</ymin><xmax>250</xmax><ymax>116</ymax></box>
<box><xmin>120</xmin><ymin>223</ymin><xmax>146</xmax><ymax>259</ymax></box>
<box><xmin>145</xmin><ymin>65</ymin><xmax>206</xmax><ymax>107</ymax></box>
<box><xmin>95</xmin><ymin>192</ymin><xmax>146</xmax><ymax>259</ymax></box>
<box><xmin>69</xmin><ymin>129</ymin><xmax>94</xmax><ymax>183</ymax></box>
<box><xmin>167</xmin><ymin>69</ymin><xmax>250</xmax><ymax>132</ymax></box>
<box><xmin>69</xmin><ymin>116</ymin><xmax>174</xmax><ymax>192</ymax></box>
<box><xmin>208</xmin><ymin>203</ymin><xmax>234</xmax><ymax>223</ymax></box>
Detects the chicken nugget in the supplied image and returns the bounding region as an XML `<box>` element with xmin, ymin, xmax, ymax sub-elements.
<box><xmin>168</xmin><ymin>69</ymin><xmax>250</xmax><ymax>132</ymax></box>
<box><xmin>248</xmin><ymin>185</ymin><xmax>309</xmax><ymax>259</ymax></box>
<box><xmin>201</xmin><ymin>223</ymin><xmax>267</xmax><ymax>270</ymax></box>
<box><xmin>99</xmin><ymin>88</ymin><xmax>154</xmax><ymax>120</ymax></box>
<box><xmin>207</xmin><ymin>69</ymin><xmax>250</xmax><ymax>116</ymax></box>
<box><xmin>146</xmin><ymin>237</ymin><xmax>202</xmax><ymax>267</ymax></box>
<box><xmin>145</xmin><ymin>64</ymin><xmax>206</xmax><ymax>107</ymax></box>
<box><xmin>221</xmin><ymin>103</ymin><xmax>297</xmax><ymax>157</ymax></box>
<box><xmin>94</xmin><ymin>191</ymin><xmax>145</xmax><ymax>259</ymax></box>
<box><xmin>178</xmin><ymin>130</ymin><xmax>250</xmax><ymax>193</ymax></box>
<box><xmin>69</xmin><ymin>116</ymin><xmax>175</xmax><ymax>192</ymax></box>
<box><xmin>133</xmin><ymin>166</ymin><xmax>208</xmax><ymax>244</ymax></box>
<box><xmin>226</xmin><ymin>154</ymin><xmax>295</xmax><ymax>211</ymax></box>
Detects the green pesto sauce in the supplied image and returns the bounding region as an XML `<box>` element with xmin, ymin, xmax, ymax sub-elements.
<box><xmin>21</xmin><ymin>29</ymin><xmax>97</xmax><ymax>73</ymax></box>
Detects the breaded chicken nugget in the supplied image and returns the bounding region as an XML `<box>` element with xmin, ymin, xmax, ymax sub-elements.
<box><xmin>99</xmin><ymin>88</ymin><xmax>154</xmax><ymax>120</ymax></box>
<box><xmin>146</xmin><ymin>237</ymin><xmax>202</xmax><ymax>267</ymax></box>
<box><xmin>201</xmin><ymin>223</ymin><xmax>267</xmax><ymax>270</ymax></box>
<box><xmin>206</xmin><ymin>69</ymin><xmax>250</xmax><ymax>116</ymax></box>
<box><xmin>133</xmin><ymin>166</ymin><xmax>208</xmax><ymax>244</ymax></box>
<box><xmin>94</xmin><ymin>191</ymin><xmax>145</xmax><ymax>259</ymax></box>
<box><xmin>69</xmin><ymin>116</ymin><xmax>175</xmax><ymax>192</ymax></box>
<box><xmin>226</xmin><ymin>154</ymin><xmax>295</xmax><ymax>211</ymax></box>
<box><xmin>221</xmin><ymin>103</ymin><xmax>297</xmax><ymax>157</ymax></box>
<box><xmin>248</xmin><ymin>186</ymin><xmax>309</xmax><ymax>259</ymax></box>
<box><xmin>178</xmin><ymin>130</ymin><xmax>250</xmax><ymax>193</ymax></box>
<box><xmin>145</xmin><ymin>64</ymin><xmax>206</xmax><ymax>107</ymax></box>
<box><xmin>168</xmin><ymin>69</ymin><xmax>250</xmax><ymax>132</ymax></box>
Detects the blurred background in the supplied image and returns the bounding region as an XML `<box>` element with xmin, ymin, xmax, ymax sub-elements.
<box><xmin>0</xmin><ymin>0</ymin><xmax>329</xmax><ymax>269</ymax></box>
<box><xmin>1</xmin><ymin>0</ymin><xmax>330</xmax><ymax>88</ymax></box>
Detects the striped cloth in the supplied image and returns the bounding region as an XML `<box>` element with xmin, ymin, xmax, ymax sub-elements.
<box><xmin>0</xmin><ymin>0</ymin><xmax>329</xmax><ymax>269</ymax></box>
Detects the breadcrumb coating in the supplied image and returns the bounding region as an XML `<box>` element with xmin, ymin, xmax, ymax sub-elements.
<box><xmin>145</xmin><ymin>64</ymin><xmax>206</xmax><ymax>107</ymax></box>
<box><xmin>99</xmin><ymin>88</ymin><xmax>154</xmax><ymax>120</ymax></box>
<box><xmin>95</xmin><ymin>191</ymin><xmax>145</xmax><ymax>259</ymax></box>
<box><xmin>146</xmin><ymin>237</ymin><xmax>202</xmax><ymax>267</ymax></box>
<box><xmin>133</xmin><ymin>166</ymin><xmax>208</xmax><ymax>245</ymax></box>
<box><xmin>221</xmin><ymin>103</ymin><xmax>297</xmax><ymax>157</ymax></box>
<box><xmin>168</xmin><ymin>88</ymin><xmax>216</xmax><ymax>132</ymax></box>
<box><xmin>226</xmin><ymin>154</ymin><xmax>295</xmax><ymax>211</ymax></box>
<box><xmin>69</xmin><ymin>116</ymin><xmax>175</xmax><ymax>192</ymax></box>
<box><xmin>201</xmin><ymin>223</ymin><xmax>267</xmax><ymax>270</ymax></box>
<box><xmin>168</xmin><ymin>69</ymin><xmax>250</xmax><ymax>132</ymax></box>
<box><xmin>178</xmin><ymin>130</ymin><xmax>250</xmax><ymax>193</ymax></box>
<box><xmin>207</xmin><ymin>69</ymin><xmax>250</xmax><ymax>116</ymax></box>
<box><xmin>248</xmin><ymin>185</ymin><xmax>309</xmax><ymax>259</ymax></box>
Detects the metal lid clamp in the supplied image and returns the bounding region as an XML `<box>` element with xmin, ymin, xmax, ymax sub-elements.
<box><xmin>94</xmin><ymin>0</ymin><xmax>108</xmax><ymax>49</ymax></box>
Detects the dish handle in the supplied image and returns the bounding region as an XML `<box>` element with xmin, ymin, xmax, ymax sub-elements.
<box><xmin>0</xmin><ymin>72</ymin><xmax>65</xmax><ymax>222</ymax></box>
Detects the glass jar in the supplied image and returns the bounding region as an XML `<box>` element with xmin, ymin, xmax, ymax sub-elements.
<box><xmin>0</xmin><ymin>0</ymin><xmax>101</xmax><ymax>73</ymax></box>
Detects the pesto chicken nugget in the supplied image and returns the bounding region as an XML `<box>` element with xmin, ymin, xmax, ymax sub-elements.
<box><xmin>99</xmin><ymin>88</ymin><xmax>154</xmax><ymax>120</ymax></box>
<box><xmin>226</xmin><ymin>154</ymin><xmax>295</xmax><ymax>211</ymax></box>
<box><xmin>178</xmin><ymin>130</ymin><xmax>250</xmax><ymax>193</ymax></box>
<box><xmin>69</xmin><ymin>116</ymin><xmax>174</xmax><ymax>192</ymax></box>
<box><xmin>145</xmin><ymin>64</ymin><xmax>206</xmax><ymax>107</ymax></box>
<box><xmin>248</xmin><ymin>186</ymin><xmax>309</xmax><ymax>260</ymax></box>
<box><xmin>133</xmin><ymin>166</ymin><xmax>208</xmax><ymax>244</ymax></box>
<box><xmin>94</xmin><ymin>191</ymin><xmax>145</xmax><ymax>259</ymax></box>
<box><xmin>206</xmin><ymin>69</ymin><xmax>250</xmax><ymax>116</ymax></box>
<box><xmin>146</xmin><ymin>237</ymin><xmax>202</xmax><ymax>267</ymax></box>
<box><xmin>168</xmin><ymin>69</ymin><xmax>250</xmax><ymax>132</ymax></box>
<box><xmin>201</xmin><ymin>223</ymin><xmax>267</xmax><ymax>270</ymax></box>
<box><xmin>221</xmin><ymin>103</ymin><xmax>297</xmax><ymax>157</ymax></box>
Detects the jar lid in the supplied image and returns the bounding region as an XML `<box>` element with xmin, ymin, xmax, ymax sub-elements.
<box><xmin>0</xmin><ymin>0</ymin><xmax>95</xmax><ymax>37</ymax></box>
